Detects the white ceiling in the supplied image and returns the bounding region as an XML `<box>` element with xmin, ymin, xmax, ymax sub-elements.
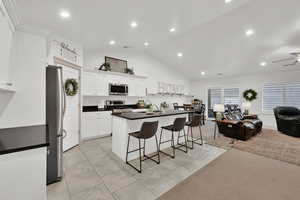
<box><xmin>14</xmin><ymin>0</ymin><xmax>300</xmax><ymax>80</ymax></box>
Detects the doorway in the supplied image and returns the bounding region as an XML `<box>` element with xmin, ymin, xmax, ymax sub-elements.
<box><xmin>54</xmin><ymin>57</ymin><xmax>81</xmax><ymax>152</ymax></box>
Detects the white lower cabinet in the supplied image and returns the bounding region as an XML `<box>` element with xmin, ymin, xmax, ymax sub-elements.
<box><xmin>82</xmin><ymin>111</ymin><xmax>112</xmax><ymax>140</ymax></box>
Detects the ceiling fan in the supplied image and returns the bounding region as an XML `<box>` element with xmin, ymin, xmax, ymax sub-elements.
<box><xmin>272</xmin><ymin>52</ymin><xmax>300</xmax><ymax>67</ymax></box>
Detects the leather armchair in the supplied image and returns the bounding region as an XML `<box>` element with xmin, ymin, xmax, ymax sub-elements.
<box><xmin>274</xmin><ymin>107</ymin><xmax>300</xmax><ymax>137</ymax></box>
<box><xmin>217</xmin><ymin>105</ymin><xmax>263</xmax><ymax>141</ymax></box>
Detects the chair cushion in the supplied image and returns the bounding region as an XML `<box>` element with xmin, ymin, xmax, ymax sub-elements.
<box><xmin>161</xmin><ymin>125</ymin><xmax>174</xmax><ymax>131</ymax></box>
<box><xmin>129</xmin><ymin>131</ymin><xmax>141</xmax><ymax>138</ymax></box>
<box><xmin>185</xmin><ymin>121</ymin><xmax>192</xmax><ymax>126</ymax></box>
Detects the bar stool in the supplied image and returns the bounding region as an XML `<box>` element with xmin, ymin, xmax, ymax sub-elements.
<box><xmin>185</xmin><ymin>114</ymin><xmax>203</xmax><ymax>149</ymax></box>
<box><xmin>159</xmin><ymin>117</ymin><xmax>188</xmax><ymax>159</ymax></box>
<box><xmin>125</xmin><ymin>121</ymin><xmax>160</xmax><ymax>173</ymax></box>
<box><xmin>173</xmin><ymin>103</ymin><xmax>179</xmax><ymax>110</ymax></box>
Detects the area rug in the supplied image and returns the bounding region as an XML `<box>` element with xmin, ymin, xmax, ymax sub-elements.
<box><xmin>206</xmin><ymin>129</ymin><xmax>300</xmax><ymax>166</ymax></box>
<box><xmin>159</xmin><ymin>149</ymin><xmax>300</xmax><ymax>200</ymax></box>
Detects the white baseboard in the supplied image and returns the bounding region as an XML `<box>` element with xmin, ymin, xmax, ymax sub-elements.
<box><xmin>81</xmin><ymin>134</ymin><xmax>111</xmax><ymax>142</ymax></box>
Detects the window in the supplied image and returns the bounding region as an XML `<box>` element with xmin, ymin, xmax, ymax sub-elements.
<box><xmin>208</xmin><ymin>88</ymin><xmax>222</xmax><ymax>118</ymax></box>
<box><xmin>224</xmin><ymin>88</ymin><xmax>240</xmax><ymax>105</ymax></box>
<box><xmin>263</xmin><ymin>82</ymin><xmax>300</xmax><ymax>113</ymax></box>
<box><xmin>208</xmin><ymin>88</ymin><xmax>222</xmax><ymax>109</ymax></box>
<box><xmin>207</xmin><ymin>88</ymin><xmax>240</xmax><ymax>117</ymax></box>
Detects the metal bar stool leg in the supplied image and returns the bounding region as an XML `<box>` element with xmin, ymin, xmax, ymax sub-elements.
<box><xmin>143</xmin><ymin>139</ymin><xmax>146</xmax><ymax>158</ymax></box>
<box><xmin>177</xmin><ymin>131</ymin><xmax>180</xmax><ymax>146</ymax></box>
<box><xmin>159</xmin><ymin>128</ymin><xmax>176</xmax><ymax>159</ymax></box>
<box><xmin>214</xmin><ymin>121</ymin><xmax>217</xmax><ymax>140</ymax></box>
<box><xmin>138</xmin><ymin>138</ymin><xmax>142</xmax><ymax>173</ymax></box>
<box><xmin>159</xmin><ymin>129</ymin><xmax>163</xmax><ymax>151</ymax></box>
<box><xmin>174</xmin><ymin>130</ymin><xmax>188</xmax><ymax>153</ymax></box>
<box><xmin>125</xmin><ymin>135</ymin><xmax>130</xmax><ymax>163</ymax></box>
<box><xmin>191</xmin><ymin>127</ymin><xmax>194</xmax><ymax>149</ymax></box>
<box><xmin>154</xmin><ymin>134</ymin><xmax>160</xmax><ymax>164</ymax></box>
<box><xmin>183</xmin><ymin>129</ymin><xmax>188</xmax><ymax>153</ymax></box>
<box><xmin>171</xmin><ymin>131</ymin><xmax>175</xmax><ymax>158</ymax></box>
<box><xmin>186</xmin><ymin>126</ymin><xmax>194</xmax><ymax>150</ymax></box>
<box><xmin>199</xmin><ymin>125</ymin><xmax>203</xmax><ymax>145</ymax></box>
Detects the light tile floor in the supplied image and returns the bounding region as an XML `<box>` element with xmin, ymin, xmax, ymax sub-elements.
<box><xmin>47</xmin><ymin>121</ymin><xmax>225</xmax><ymax>200</ymax></box>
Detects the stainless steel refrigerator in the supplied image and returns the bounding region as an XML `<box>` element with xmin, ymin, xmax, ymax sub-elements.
<box><xmin>46</xmin><ymin>65</ymin><xmax>66</xmax><ymax>185</ymax></box>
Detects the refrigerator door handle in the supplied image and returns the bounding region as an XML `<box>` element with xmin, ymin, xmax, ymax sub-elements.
<box><xmin>62</xmin><ymin>129</ymin><xmax>67</xmax><ymax>139</ymax></box>
<box><xmin>60</xmin><ymin>69</ymin><xmax>67</xmax><ymax>118</ymax></box>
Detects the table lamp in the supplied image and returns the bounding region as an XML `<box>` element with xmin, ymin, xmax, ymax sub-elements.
<box><xmin>242</xmin><ymin>102</ymin><xmax>251</xmax><ymax>115</ymax></box>
<box><xmin>213</xmin><ymin>104</ymin><xmax>225</xmax><ymax>120</ymax></box>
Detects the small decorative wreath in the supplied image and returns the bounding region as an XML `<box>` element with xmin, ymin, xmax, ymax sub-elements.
<box><xmin>65</xmin><ymin>79</ymin><xmax>79</xmax><ymax>96</ymax></box>
<box><xmin>243</xmin><ymin>89</ymin><xmax>257</xmax><ymax>102</ymax></box>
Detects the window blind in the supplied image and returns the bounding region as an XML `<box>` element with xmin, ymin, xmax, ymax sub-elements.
<box><xmin>208</xmin><ymin>88</ymin><xmax>222</xmax><ymax>109</ymax></box>
<box><xmin>263</xmin><ymin>83</ymin><xmax>300</xmax><ymax>112</ymax></box>
<box><xmin>224</xmin><ymin>88</ymin><xmax>240</xmax><ymax>105</ymax></box>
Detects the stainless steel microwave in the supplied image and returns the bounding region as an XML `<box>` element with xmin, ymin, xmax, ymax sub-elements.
<box><xmin>109</xmin><ymin>83</ymin><xmax>128</xmax><ymax>95</ymax></box>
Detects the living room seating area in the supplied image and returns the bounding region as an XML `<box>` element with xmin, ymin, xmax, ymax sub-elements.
<box><xmin>217</xmin><ymin>105</ymin><xmax>263</xmax><ymax>141</ymax></box>
<box><xmin>274</xmin><ymin>106</ymin><xmax>300</xmax><ymax>137</ymax></box>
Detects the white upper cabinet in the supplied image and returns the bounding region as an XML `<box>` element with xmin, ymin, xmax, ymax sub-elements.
<box><xmin>83</xmin><ymin>71</ymin><xmax>108</xmax><ymax>96</ymax></box>
<box><xmin>128</xmin><ymin>79</ymin><xmax>146</xmax><ymax>97</ymax></box>
<box><xmin>0</xmin><ymin>5</ymin><xmax>13</xmax><ymax>86</ymax></box>
<box><xmin>83</xmin><ymin>70</ymin><xmax>147</xmax><ymax>97</ymax></box>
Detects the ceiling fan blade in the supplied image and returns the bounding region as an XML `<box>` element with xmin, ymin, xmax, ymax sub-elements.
<box><xmin>282</xmin><ymin>61</ymin><xmax>297</xmax><ymax>67</ymax></box>
<box><xmin>283</xmin><ymin>64</ymin><xmax>294</xmax><ymax>67</ymax></box>
<box><xmin>290</xmin><ymin>52</ymin><xmax>300</xmax><ymax>56</ymax></box>
<box><xmin>272</xmin><ymin>57</ymin><xmax>295</xmax><ymax>63</ymax></box>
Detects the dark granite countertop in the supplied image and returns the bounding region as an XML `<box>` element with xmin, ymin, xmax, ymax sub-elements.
<box><xmin>83</xmin><ymin>104</ymin><xmax>139</xmax><ymax>112</ymax></box>
<box><xmin>112</xmin><ymin>110</ymin><xmax>193</xmax><ymax>120</ymax></box>
<box><xmin>0</xmin><ymin>125</ymin><xmax>49</xmax><ymax>155</ymax></box>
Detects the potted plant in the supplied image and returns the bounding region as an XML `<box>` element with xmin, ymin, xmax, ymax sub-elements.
<box><xmin>98</xmin><ymin>62</ymin><xmax>111</xmax><ymax>71</ymax></box>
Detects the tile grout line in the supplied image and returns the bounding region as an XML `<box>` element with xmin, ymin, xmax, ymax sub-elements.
<box><xmin>79</xmin><ymin>144</ymin><xmax>119</xmax><ymax>200</ymax></box>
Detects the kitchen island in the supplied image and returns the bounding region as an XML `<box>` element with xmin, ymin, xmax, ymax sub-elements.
<box><xmin>112</xmin><ymin>110</ymin><xmax>193</xmax><ymax>161</ymax></box>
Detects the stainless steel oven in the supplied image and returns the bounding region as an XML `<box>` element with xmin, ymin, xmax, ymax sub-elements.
<box><xmin>109</xmin><ymin>83</ymin><xmax>128</xmax><ymax>95</ymax></box>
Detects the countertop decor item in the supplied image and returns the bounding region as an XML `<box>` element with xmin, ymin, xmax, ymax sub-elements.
<box><xmin>160</xmin><ymin>102</ymin><xmax>169</xmax><ymax>111</ymax></box>
<box><xmin>137</xmin><ymin>100</ymin><xmax>145</xmax><ymax>108</ymax></box>
<box><xmin>65</xmin><ymin>78</ymin><xmax>79</xmax><ymax>96</ymax></box>
<box><xmin>98</xmin><ymin>62</ymin><xmax>111</xmax><ymax>71</ymax></box>
<box><xmin>243</xmin><ymin>89</ymin><xmax>257</xmax><ymax>102</ymax></box>
<box><xmin>125</xmin><ymin>67</ymin><xmax>135</xmax><ymax>75</ymax></box>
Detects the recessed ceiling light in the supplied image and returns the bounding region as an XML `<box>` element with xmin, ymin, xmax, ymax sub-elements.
<box><xmin>201</xmin><ymin>72</ymin><xmax>206</xmax><ymax>75</ymax></box>
<box><xmin>169</xmin><ymin>28</ymin><xmax>176</xmax><ymax>33</ymax></box>
<box><xmin>260</xmin><ymin>61</ymin><xmax>267</xmax><ymax>66</ymax></box>
<box><xmin>297</xmin><ymin>57</ymin><xmax>300</xmax><ymax>62</ymax></box>
<box><xmin>225</xmin><ymin>0</ymin><xmax>232</xmax><ymax>3</ymax></box>
<box><xmin>60</xmin><ymin>10</ymin><xmax>71</xmax><ymax>19</ymax></box>
<box><xmin>177</xmin><ymin>52</ymin><xmax>183</xmax><ymax>57</ymax></box>
<box><xmin>109</xmin><ymin>40</ymin><xmax>116</xmax><ymax>45</ymax></box>
<box><xmin>144</xmin><ymin>42</ymin><xmax>149</xmax><ymax>47</ymax></box>
<box><xmin>245</xmin><ymin>29</ymin><xmax>254</xmax><ymax>36</ymax></box>
<box><xmin>130</xmin><ymin>21</ymin><xmax>138</xmax><ymax>28</ymax></box>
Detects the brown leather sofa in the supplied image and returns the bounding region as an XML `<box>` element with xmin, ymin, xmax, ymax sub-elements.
<box><xmin>217</xmin><ymin>105</ymin><xmax>263</xmax><ymax>141</ymax></box>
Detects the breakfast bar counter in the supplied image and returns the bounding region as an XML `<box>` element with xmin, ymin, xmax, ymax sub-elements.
<box><xmin>112</xmin><ymin>110</ymin><xmax>193</xmax><ymax>161</ymax></box>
